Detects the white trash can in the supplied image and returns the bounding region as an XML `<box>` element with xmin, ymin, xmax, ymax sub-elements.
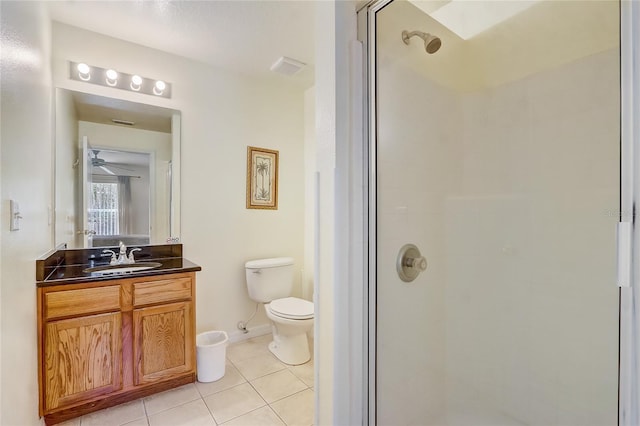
<box><xmin>196</xmin><ymin>330</ymin><xmax>229</xmax><ymax>382</ymax></box>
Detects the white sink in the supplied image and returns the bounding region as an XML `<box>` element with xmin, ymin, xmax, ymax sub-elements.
<box><xmin>84</xmin><ymin>262</ymin><xmax>162</xmax><ymax>276</ymax></box>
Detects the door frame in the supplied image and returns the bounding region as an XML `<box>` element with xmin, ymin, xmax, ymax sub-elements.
<box><xmin>357</xmin><ymin>0</ymin><xmax>640</xmax><ymax>424</ymax></box>
<box><xmin>357</xmin><ymin>0</ymin><xmax>394</xmax><ymax>424</ymax></box>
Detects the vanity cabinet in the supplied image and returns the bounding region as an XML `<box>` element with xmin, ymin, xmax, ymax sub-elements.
<box><xmin>38</xmin><ymin>272</ymin><xmax>197</xmax><ymax>425</ymax></box>
<box><xmin>44</xmin><ymin>312</ymin><xmax>122</xmax><ymax>411</ymax></box>
<box><xmin>133</xmin><ymin>302</ymin><xmax>194</xmax><ymax>385</ymax></box>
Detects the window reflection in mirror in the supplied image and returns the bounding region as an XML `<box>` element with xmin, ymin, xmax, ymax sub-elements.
<box><xmin>89</xmin><ymin>149</ymin><xmax>153</xmax><ymax>247</ymax></box>
<box><xmin>54</xmin><ymin>88</ymin><xmax>180</xmax><ymax>249</ymax></box>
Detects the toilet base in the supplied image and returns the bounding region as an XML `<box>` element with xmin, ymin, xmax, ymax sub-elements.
<box><xmin>268</xmin><ymin>332</ymin><xmax>310</xmax><ymax>365</ymax></box>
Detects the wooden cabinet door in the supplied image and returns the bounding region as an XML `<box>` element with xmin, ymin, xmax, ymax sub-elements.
<box><xmin>133</xmin><ymin>302</ymin><xmax>194</xmax><ymax>385</ymax></box>
<box><xmin>44</xmin><ymin>312</ymin><xmax>122</xmax><ymax>412</ymax></box>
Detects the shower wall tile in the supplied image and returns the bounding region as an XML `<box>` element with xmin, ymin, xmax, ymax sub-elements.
<box><xmin>446</xmin><ymin>48</ymin><xmax>619</xmax><ymax>426</ymax></box>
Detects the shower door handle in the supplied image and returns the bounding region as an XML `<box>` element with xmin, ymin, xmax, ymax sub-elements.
<box><xmin>397</xmin><ymin>244</ymin><xmax>427</xmax><ymax>282</ymax></box>
<box><xmin>617</xmin><ymin>222</ymin><xmax>632</xmax><ymax>287</ymax></box>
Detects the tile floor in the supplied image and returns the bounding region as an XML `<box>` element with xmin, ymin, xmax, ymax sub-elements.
<box><xmin>59</xmin><ymin>334</ymin><xmax>314</xmax><ymax>426</ymax></box>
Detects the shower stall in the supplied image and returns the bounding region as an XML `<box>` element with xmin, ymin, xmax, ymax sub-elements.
<box><xmin>359</xmin><ymin>0</ymin><xmax>639</xmax><ymax>424</ymax></box>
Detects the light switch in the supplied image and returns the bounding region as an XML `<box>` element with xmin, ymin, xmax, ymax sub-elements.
<box><xmin>10</xmin><ymin>200</ymin><xmax>22</xmax><ymax>231</ymax></box>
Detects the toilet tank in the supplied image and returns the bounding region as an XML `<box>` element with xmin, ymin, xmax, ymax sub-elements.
<box><xmin>245</xmin><ymin>257</ymin><xmax>294</xmax><ymax>303</ymax></box>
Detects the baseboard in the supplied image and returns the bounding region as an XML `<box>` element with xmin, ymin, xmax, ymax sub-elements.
<box><xmin>227</xmin><ymin>323</ymin><xmax>272</xmax><ymax>344</ymax></box>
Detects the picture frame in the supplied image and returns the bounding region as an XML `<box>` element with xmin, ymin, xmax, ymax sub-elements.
<box><xmin>246</xmin><ymin>146</ymin><xmax>279</xmax><ymax>210</ymax></box>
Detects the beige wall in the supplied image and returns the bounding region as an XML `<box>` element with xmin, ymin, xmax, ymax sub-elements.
<box><xmin>0</xmin><ymin>2</ymin><xmax>53</xmax><ymax>424</ymax></box>
<box><xmin>303</xmin><ymin>87</ymin><xmax>315</xmax><ymax>302</ymax></box>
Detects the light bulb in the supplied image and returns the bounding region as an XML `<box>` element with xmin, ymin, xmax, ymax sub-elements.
<box><xmin>105</xmin><ymin>69</ymin><xmax>118</xmax><ymax>86</ymax></box>
<box><xmin>77</xmin><ymin>63</ymin><xmax>91</xmax><ymax>81</ymax></box>
<box><xmin>130</xmin><ymin>75</ymin><xmax>142</xmax><ymax>91</ymax></box>
<box><xmin>153</xmin><ymin>80</ymin><xmax>166</xmax><ymax>95</ymax></box>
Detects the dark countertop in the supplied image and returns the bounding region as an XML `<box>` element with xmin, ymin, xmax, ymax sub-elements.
<box><xmin>36</xmin><ymin>244</ymin><xmax>201</xmax><ymax>287</ymax></box>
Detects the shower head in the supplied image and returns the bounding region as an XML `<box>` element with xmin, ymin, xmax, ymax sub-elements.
<box><xmin>402</xmin><ymin>30</ymin><xmax>442</xmax><ymax>54</ymax></box>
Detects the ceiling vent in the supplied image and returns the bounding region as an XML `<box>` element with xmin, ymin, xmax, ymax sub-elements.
<box><xmin>111</xmin><ymin>119</ymin><xmax>135</xmax><ymax>126</ymax></box>
<box><xmin>270</xmin><ymin>56</ymin><xmax>306</xmax><ymax>76</ymax></box>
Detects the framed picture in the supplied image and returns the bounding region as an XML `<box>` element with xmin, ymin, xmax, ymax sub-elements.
<box><xmin>246</xmin><ymin>146</ymin><xmax>279</xmax><ymax>210</ymax></box>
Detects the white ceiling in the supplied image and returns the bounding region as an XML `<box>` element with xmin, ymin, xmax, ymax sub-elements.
<box><xmin>47</xmin><ymin>0</ymin><xmax>316</xmax><ymax>89</ymax></box>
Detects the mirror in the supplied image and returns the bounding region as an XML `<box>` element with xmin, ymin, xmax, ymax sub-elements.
<box><xmin>54</xmin><ymin>88</ymin><xmax>181</xmax><ymax>248</ymax></box>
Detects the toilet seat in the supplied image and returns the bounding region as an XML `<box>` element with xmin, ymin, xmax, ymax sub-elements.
<box><xmin>269</xmin><ymin>297</ymin><xmax>314</xmax><ymax>320</ymax></box>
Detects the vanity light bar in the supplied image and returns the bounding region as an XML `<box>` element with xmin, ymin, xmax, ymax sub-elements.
<box><xmin>69</xmin><ymin>62</ymin><xmax>171</xmax><ymax>99</ymax></box>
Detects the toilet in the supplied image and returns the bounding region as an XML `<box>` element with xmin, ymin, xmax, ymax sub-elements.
<box><xmin>245</xmin><ymin>257</ymin><xmax>314</xmax><ymax>365</ymax></box>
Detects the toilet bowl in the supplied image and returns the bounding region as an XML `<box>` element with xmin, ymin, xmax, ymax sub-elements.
<box><xmin>264</xmin><ymin>297</ymin><xmax>314</xmax><ymax>365</ymax></box>
<box><xmin>245</xmin><ymin>258</ymin><xmax>314</xmax><ymax>365</ymax></box>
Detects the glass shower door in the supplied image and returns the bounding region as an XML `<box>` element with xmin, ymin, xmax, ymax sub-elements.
<box><xmin>370</xmin><ymin>1</ymin><xmax>621</xmax><ymax>424</ymax></box>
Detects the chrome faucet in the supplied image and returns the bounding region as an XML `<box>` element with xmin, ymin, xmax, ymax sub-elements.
<box><xmin>128</xmin><ymin>248</ymin><xmax>142</xmax><ymax>263</ymax></box>
<box><xmin>102</xmin><ymin>249</ymin><xmax>118</xmax><ymax>265</ymax></box>
<box><xmin>102</xmin><ymin>242</ymin><xmax>141</xmax><ymax>265</ymax></box>
<box><xmin>117</xmin><ymin>241</ymin><xmax>127</xmax><ymax>264</ymax></box>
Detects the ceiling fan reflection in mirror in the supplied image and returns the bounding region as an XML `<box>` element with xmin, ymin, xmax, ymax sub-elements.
<box><xmin>90</xmin><ymin>149</ymin><xmax>139</xmax><ymax>177</ymax></box>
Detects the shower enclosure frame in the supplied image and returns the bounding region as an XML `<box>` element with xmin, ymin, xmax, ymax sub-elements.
<box><xmin>357</xmin><ymin>0</ymin><xmax>640</xmax><ymax>424</ymax></box>
<box><xmin>620</xmin><ymin>2</ymin><xmax>640</xmax><ymax>425</ymax></box>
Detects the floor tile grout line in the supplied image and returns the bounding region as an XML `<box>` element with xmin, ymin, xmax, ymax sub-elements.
<box><xmin>196</xmin><ymin>379</ymin><xmax>250</xmax><ymax>399</ymax></box>
<box><xmin>271</xmin><ymin>388</ymin><xmax>315</xmax><ymax>426</ymax></box>
<box><xmin>226</xmin><ymin>357</ymin><xmax>251</xmax><ymax>382</ymax></box>
<box><xmin>234</xmin><ymin>364</ymin><xmax>288</xmax><ymax>382</ymax></box>
<box><xmin>216</xmin><ymin>400</ymin><xmax>290</xmax><ymax>426</ymax></box>
<box><xmin>142</xmin><ymin>386</ymin><xmax>201</xmax><ymax>418</ymax></box>
<box><xmin>266</xmin><ymin>402</ymin><xmax>290</xmax><ymax>426</ymax></box>
<box><xmin>202</xmin><ymin>380</ymin><xmax>274</xmax><ymax>424</ymax></box>
<box><xmin>216</xmin><ymin>402</ymin><xmax>270</xmax><ymax>425</ymax></box>
<box><xmin>195</xmin><ymin>360</ymin><xmax>250</xmax><ymax>398</ymax></box>
<box><xmin>270</xmin><ymin>387</ymin><xmax>313</xmax><ymax>405</ymax></box>
<box><xmin>264</xmin><ymin>384</ymin><xmax>312</xmax><ymax>406</ymax></box>
<box><xmin>141</xmin><ymin>394</ymin><xmax>149</xmax><ymax>420</ymax></box>
<box><xmin>246</xmin><ymin>376</ymin><xmax>271</xmax><ymax>408</ymax></box>
<box><xmin>200</xmin><ymin>389</ymin><xmax>220</xmax><ymax>425</ymax></box>
<box><xmin>246</xmin><ymin>374</ymin><xmax>294</xmax><ymax>424</ymax></box>
<box><xmin>203</xmin><ymin>379</ymin><xmax>253</xmax><ymax>397</ymax></box>
<box><xmin>248</xmin><ymin>371</ymin><xmax>310</xmax><ymax>405</ymax></box>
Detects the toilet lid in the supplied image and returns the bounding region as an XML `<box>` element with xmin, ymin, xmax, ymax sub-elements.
<box><xmin>269</xmin><ymin>297</ymin><xmax>314</xmax><ymax>320</ymax></box>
